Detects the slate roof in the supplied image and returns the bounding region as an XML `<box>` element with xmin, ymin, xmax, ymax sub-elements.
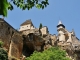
<box><xmin>58</xmin><ymin>20</ymin><xmax>62</xmax><ymax>25</ymax></box>
<box><xmin>57</xmin><ymin>20</ymin><xmax>65</xmax><ymax>28</ymax></box>
<box><xmin>20</xmin><ymin>19</ymin><xmax>33</xmax><ymax>26</ymax></box>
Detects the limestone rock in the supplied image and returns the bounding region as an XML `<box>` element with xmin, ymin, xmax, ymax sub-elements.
<box><xmin>0</xmin><ymin>18</ymin><xmax>23</xmax><ymax>59</ymax></box>
<box><xmin>22</xmin><ymin>33</ymin><xmax>45</xmax><ymax>57</ymax></box>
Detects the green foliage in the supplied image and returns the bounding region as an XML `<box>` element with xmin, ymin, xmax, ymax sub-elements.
<box><xmin>0</xmin><ymin>41</ymin><xmax>8</xmax><ymax>60</ymax></box>
<box><xmin>39</xmin><ymin>23</ymin><xmax>43</xmax><ymax>29</ymax></box>
<box><xmin>0</xmin><ymin>48</ymin><xmax>8</xmax><ymax>60</ymax></box>
<box><xmin>0</xmin><ymin>41</ymin><xmax>3</xmax><ymax>48</ymax></box>
<box><xmin>0</xmin><ymin>0</ymin><xmax>9</xmax><ymax>17</ymax></box>
<box><xmin>0</xmin><ymin>0</ymin><xmax>49</xmax><ymax>17</ymax></box>
<box><xmin>26</xmin><ymin>47</ymin><xmax>70</xmax><ymax>60</ymax></box>
<box><xmin>12</xmin><ymin>0</ymin><xmax>49</xmax><ymax>10</ymax></box>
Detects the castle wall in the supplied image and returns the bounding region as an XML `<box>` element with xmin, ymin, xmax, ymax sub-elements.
<box><xmin>31</xmin><ymin>26</ymin><xmax>35</xmax><ymax>29</ymax></box>
<box><xmin>19</xmin><ymin>24</ymin><xmax>35</xmax><ymax>31</ymax></box>
<box><xmin>59</xmin><ymin>34</ymin><xmax>65</xmax><ymax>42</ymax></box>
<box><xmin>67</xmin><ymin>33</ymin><xmax>72</xmax><ymax>43</ymax></box>
<box><xmin>50</xmin><ymin>35</ymin><xmax>57</xmax><ymax>46</ymax></box>
<box><xmin>40</xmin><ymin>27</ymin><xmax>48</xmax><ymax>36</ymax></box>
<box><xmin>19</xmin><ymin>24</ymin><xmax>31</xmax><ymax>31</ymax></box>
<box><xmin>58</xmin><ymin>31</ymin><xmax>65</xmax><ymax>42</ymax></box>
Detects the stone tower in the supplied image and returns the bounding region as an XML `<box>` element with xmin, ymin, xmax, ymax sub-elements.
<box><xmin>57</xmin><ymin>20</ymin><xmax>66</xmax><ymax>43</ymax></box>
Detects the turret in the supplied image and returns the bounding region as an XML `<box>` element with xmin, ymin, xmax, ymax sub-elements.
<box><xmin>57</xmin><ymin>20</ymin><xmax>65</xmax><ymax>29</ymax></box>
<box><xmin>57</xmin><ymin>21</ymin><xmax>66</xmax><ymax>42</ymax></box>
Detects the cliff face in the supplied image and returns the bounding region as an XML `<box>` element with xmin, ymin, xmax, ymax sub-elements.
<box><xmin>0</xmin><ymin>18</ymin><xmax>45</xmax><ymax>59</ymax></box>
<box><xmin>0</xmin><ymin>18</ymin><xmax>23</xmax><ymax>59</ymax></box>
<box><xmin>22</xmin><ymin>33</ymin><xmax>45</xmax><ymax>57</ymax></box>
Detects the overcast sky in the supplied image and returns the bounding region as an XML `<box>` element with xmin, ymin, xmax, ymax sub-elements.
<box><xmin>1</xmin><ymin>0</ymin><xmax>80</xmax><ymax>39</ymax></box>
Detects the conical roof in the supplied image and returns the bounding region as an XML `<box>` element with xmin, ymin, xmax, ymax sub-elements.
<box><xmin>57</xmin><ymin>20</ymin><xmax>65</xmax><ymax>28</ymax></box>
<box><xmin>58</xmin><ymin>20</ymin><xmax>63</xmax><ymax>25</ymax></box>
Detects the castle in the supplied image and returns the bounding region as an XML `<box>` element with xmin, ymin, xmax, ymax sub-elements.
<box><xmin>19</xmin><ymin>19</ymin><xmax>80</xmax><ymax>60</ymax></box>
<box><xmin>0</xmin><ymin>18</ymin><xmax>80</xmax><ymax>60</ymax></box>
<box><xmin>19</xmin><ymin>19</ymin><xmax>48</xmax><ymax>36</ymax></box>
<box><xmin>19</xmin><ymin>19</ymin><xmax>80</xmax><ymax>45</ymax></box>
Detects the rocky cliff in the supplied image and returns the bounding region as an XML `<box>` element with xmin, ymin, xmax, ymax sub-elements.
<box><xmin>0</xmin><ymin>18</ymin><xmax>80</xmax><ymax>60</ymax></box>
<box><xmin>0</xmin><ymin>18</ymin><xmax>23</xmax><ymax>59</ymax></box>
<box><xmin>0</xmin><ymin>18</ymin><xmax>46</xmax><ymax>59</ymax></box>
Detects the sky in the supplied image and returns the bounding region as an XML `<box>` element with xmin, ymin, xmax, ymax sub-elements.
<box><xmin>1</xmin><ymin>0</ymin><xmax>80</xmax><ymax>39</ymax></box>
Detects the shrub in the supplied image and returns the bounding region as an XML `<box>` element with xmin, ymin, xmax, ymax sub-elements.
<box><xmin>0</xmin><ymin>48</ymin><xmax>8</xmax><ymax>60</ymax></box>
<box><xmin>0</xmin><ymin>41</ymin><xmax>8</xmax><ymax>60</ymax></box>
<box><xmin>0</xmin><ymin>41</ymin><xmax>3</xmax><ymax>47</ymax></box>
<box><xmin>26</xmin><ymin>47</ymin><xmax>70</xmax><ymax>60</ymax></box>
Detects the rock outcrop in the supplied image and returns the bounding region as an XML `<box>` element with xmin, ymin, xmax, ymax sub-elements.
<box><xmin>22</xmin><ymin>33</ymin><xmax>45</xmax><ymax>57</ymax></box>
<box><xmin>0</xmin><ymin>18</ymin><xmax>23</xmax><ymax>59</ymax></box>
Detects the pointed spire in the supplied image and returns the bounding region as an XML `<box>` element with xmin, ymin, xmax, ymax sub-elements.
<box><xmin>58</xmin><ymin>20</ymin><xmax>62</xmax><ymax>25</ymax></box>
<box><xmin>72</xmin><ymin>29</ymin><xmax>75</xmax><ymax>36</ymax></box>
<box><xmin>57</xmin><ymin>20</ymin><xmax>65</xmax><ymax>28</ymax></box>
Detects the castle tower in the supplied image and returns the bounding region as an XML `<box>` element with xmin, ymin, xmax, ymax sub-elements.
<box><xmin>19</xmin><ymin>19</ymin><xmax>35</xmax><ymax>31</ymax></box>
<box><xmin>57</xmin><ymin>20</ymin><xmax>66</xmax><ymax>42</ymax></box>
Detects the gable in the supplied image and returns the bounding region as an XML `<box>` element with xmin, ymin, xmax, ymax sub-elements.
<box><xmin>20</xmin><ymin>19</ymin><xmax>33</xmax><ymax>26</ymax></box>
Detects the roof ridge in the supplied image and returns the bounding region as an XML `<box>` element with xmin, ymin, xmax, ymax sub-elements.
<box><xmin>20</xmin><ymin>19</ymin><xmax>33</xmax><ymax>26</ymax></box>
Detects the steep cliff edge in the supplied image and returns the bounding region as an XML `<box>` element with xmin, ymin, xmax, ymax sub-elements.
<box><xmin>0</xmin><ymin>18</ymin><xmax>23</xmax><ymax>59</ymax></box>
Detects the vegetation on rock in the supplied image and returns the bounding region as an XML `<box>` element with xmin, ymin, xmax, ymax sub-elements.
<box><xmin>0</xmin><ymin>41</ymin><xmax>8</xmax><ymax>60</ymax></box>
<box><xmin>26</xmin><ymin>47</ymin><xmax>70</xmax><ymax>60</ymax></box>
<box><xmin>0</xmin><ymin>41</ymin><xmax>3</xmax><ymax>48</ymax></box>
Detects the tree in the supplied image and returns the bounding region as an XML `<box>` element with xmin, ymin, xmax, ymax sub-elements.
<box><xmin>26</xmin><ymin>47</ymin><xmax>70</xmax><ymax>60</ymax></box>
<box><xmin>39</xmin><ymin>23</ymin><xmax>43</xmax><ymax>29</ymax></box>
<box><xmin>0</xmin><ymin>0</ymin><xmax>49</xmax><ymax>17</ymax></box>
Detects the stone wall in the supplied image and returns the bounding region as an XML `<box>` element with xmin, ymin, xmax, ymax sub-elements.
<box><xmin>19</xmin><ymin>24</ymin><xmax>35</xmax><ymax>31</ymax></box>
<box><xmin>40</xmin><ymin>26</ymin><xmax>48</xmax><ymax>36</ymax></box>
